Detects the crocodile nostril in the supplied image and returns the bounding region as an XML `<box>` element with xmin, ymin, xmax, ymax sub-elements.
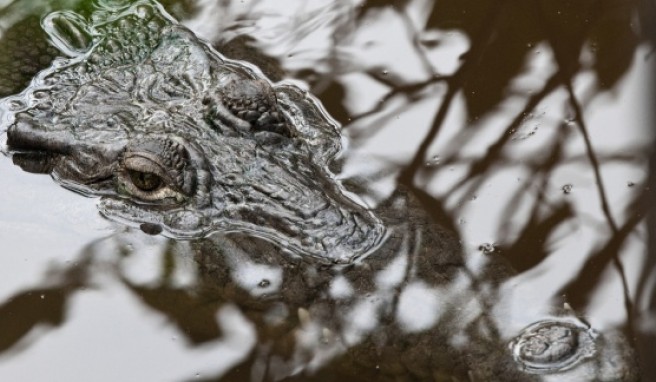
<box><xmin>7</xmin><ymin>124</ymin><xmax>25</xmax><ymax>149</ymax></box>
<box><xmin>6</xmin><ymin>121</ymin><xmax>34</xmax><ymax>150</ymax></box>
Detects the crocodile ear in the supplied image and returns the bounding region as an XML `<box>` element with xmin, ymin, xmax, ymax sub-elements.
<box><xmin>275</xmin><ymin>84</ymin><xmax>343</xmax><ymax>163</ymax></box>
<box><xmin>42</xmin><ymin>11</ymin><xmax>93</xmax><ymax>57</ymax></box>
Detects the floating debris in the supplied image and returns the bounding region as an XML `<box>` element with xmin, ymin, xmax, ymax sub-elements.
<box><xmin>479</xmin><ymin>243</ymin><xmax>496</xmax><ymax>254</ymax></box>
<box><xmin>510</xmin><ymin>320</ymin><xmax>596</xmax><ymax>374</ymax></box>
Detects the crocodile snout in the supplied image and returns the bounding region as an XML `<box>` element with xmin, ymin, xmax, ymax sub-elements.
<box><xmin>6</xmin><ymin>118</ymin><xmax>73</xmax><ymax>154</ymax></box>
<box><xmin>6</xmin><ymin>118</ymin><xmax>72</xmax><ymax>174</ymax></box>
<box><xmin>7</xmin><ymin>117</ymin><xmax>126</xmax><ymax>182</ymax></box>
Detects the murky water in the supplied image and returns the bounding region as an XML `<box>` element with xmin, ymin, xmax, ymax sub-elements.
<box><xmin>0</xmin><ymin>0</ymin><xmax>653</xmax><ymax>381</ymax></box>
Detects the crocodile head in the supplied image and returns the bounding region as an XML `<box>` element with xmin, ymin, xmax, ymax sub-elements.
<box><xmin>3</xmin><ymin>0</ymin><xmax>384</xmax><ymax>262</ymax></box>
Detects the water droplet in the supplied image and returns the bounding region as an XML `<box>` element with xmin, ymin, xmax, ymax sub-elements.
<box><xmin>321</xmin><ymin>327</ymin><xmax>332</xmax><ymax>344</ymax></box>
<box><xmin>258</xmin><ymin>279</ymin><xmax>271</xmax><ymax>288</ymax></box>
<box><xmin>381</xmin><ymin>70</ymin><xmax>389</xmax><ymax>75</ymax></box>
<box><xmin>40</xmin><ymin>294</ymin><xmax>45</xmax><ymax>299</ymax></box>
<box><xmin>195</xmin><ymin>373</ymin><xmax>201</xmax><ymax>379</ymax></box>
<box><xmin>562</xmin><ymin>184</ymin><xmax>573</xmax><ymax>194</ymax></box>
<box><xmin>627</xmin><ymin>181</ymin><xmax>635</xmax><ymax>187</ymax></box>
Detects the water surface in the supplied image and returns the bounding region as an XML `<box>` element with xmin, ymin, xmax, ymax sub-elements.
<box><xmin>0</xmin><ymin>0</ymin><xmax>654</xmax><ymax>381</ymax></box>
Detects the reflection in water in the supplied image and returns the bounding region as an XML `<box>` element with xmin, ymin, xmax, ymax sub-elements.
<box><xmin>0</xmin><ymin>0</ymin><xmax>653</xmax><ymax>381</ymax></box>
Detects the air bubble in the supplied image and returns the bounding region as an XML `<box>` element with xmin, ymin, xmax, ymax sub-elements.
<box><xmin>562</xmin><ymin>184</ymin><xmax>573</xmax><ymax>194</ymax></box>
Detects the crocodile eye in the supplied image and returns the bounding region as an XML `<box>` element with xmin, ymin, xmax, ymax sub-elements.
<box><xmin>117</xmin><ymin>138</ymin><xmax>194</xmax><ymax>204</ymax></box>
<box><xmin>128</xmin><ymin>170</ymin><xmax>162</xmax><ymax>192</ymax></box>
<box><xmin>117</xmin><ymin>155</ymin><xmax>185</xmax><ymax>204</ymax></box>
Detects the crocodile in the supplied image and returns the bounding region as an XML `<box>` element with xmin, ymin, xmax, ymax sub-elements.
<box><xmin>0</xmin><ymin>1</ymin><xmax>638</xmax><ymax>380</ymax></box>
<box><xmin>4</xmin><ymin>1</ymin><xmax>385</xmax><ymax>264</ymax></box>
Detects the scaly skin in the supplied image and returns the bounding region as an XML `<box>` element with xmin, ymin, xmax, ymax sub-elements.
<box><xmin>4</xmin><ymin>0</ymin><xmax>383</xmax><ymax>263</ymax></box>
